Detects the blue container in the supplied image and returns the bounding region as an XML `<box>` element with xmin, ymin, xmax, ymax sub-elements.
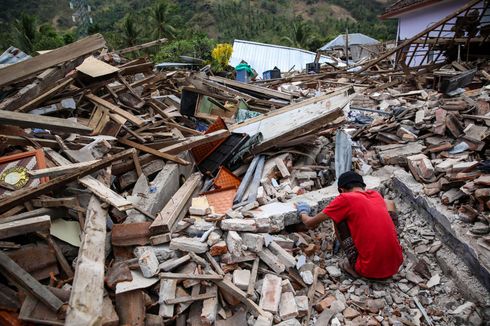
<box><xmin>235</xmin><ymin>69</ymin><xmax>250</xmax><ymax>83</ymax></box>
<box><xmin>263</xmin><ymin>68</ymin><xmax>281</xmax><ymax>80</ymax></box>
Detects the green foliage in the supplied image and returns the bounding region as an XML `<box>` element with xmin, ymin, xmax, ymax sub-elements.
<box><xmin>152</xmin><ymin>33</ymin><xmax>216</xmax><ymax>62</ymax></box>
<box><xmin>120</xmin><ymin>14</ymin><xmax>141</xmax><ymax>47</ymax></box>
<box><xmin>13</xmin><ymin>14</ymin><xmax>37</xmax><ymax>53</ymax></box>
<box><xmin>1</xmin><ymin>0</ymin><xmax>397</xmax><ymax>58</ymax></box>
<box><xmin>151</xmin><ymin>1</ymin><xmax>176</xmax><ymax>39</ymax></box>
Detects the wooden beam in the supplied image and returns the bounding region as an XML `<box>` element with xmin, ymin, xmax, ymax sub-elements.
<box><xmin>159</xmin><ymin>273</ymin><xmax>223</xmax><ymax>281</ymax></box>
<box><xmin>0</xmin><ymin>110</ymin><xmax>92</xmax><ymax>134</ymax></box>
<box><xmin>213</xmin><ymin>278</ymin><xmax>268</xmax><ymax>318</ymax></box>
<box><xmin>0</xmin><ymin>148</ymin><xmax>135</xmax><ymax>213</ymax></box>
<box><xmin>0</xmin><ymin>251</ymin><xmax>64</xmax><ymax>312</ymax></box>
<box><xmin>65</xmin><ymin>197</ymin><xmax>107</xmax><ymax>325</ymax></box>
<box><xmin>150</xmin><ymin>173</ymin><xmax>202</xmax><ymax>234</ymax></box>
<box><xmin>85</xmin><ymin>93</ymin><xmax>145</xmax><ymax>127</ymax></box>
<box><xmin>118</xmin><ymin>138</ymin><xmax>189</xmax><ymax>165</ymax></box>
<box><xmin>0</xmin><ymin>215</ymin><xmax>50</xmax><ymax>240</ymax></box>
<box><xmin>208</xmin><ymin>75</ymin><xmax>292</xmax><ymax>101</ymax></box>
<box><xmin>28</xmin><ymin>160</ymin><xmax>99</xmax><ymax>178</ymax></box>
<box><xmin>0</xmin><ymin>33</ymin><xmax>106</xmax><ymax>87</ymax></box>
<box><xmin>15</xmin><ymin>78</ymin><xmax>74</xmax><ymax>113</ymax></box>
<box><xmin>165</xmin><ymin>292</ymin><xmax>216</xmax><ymax>305</ymax></box>
<box><xmin>160</xmin><ymin>129</ymin><xmax>230</xmax><ymax>155</ymax></box>
<box><xmin>79</xmin><ymin>177</ymin><xmax>133</xmax><ymax>211</ymax></box>
<box><xmin>115</xmin><ymin>38</ymin><xmax>167</xmax><ymax>55</ymax></box>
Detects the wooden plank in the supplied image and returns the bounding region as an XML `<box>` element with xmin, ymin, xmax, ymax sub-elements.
<box><xmin>158</xmin><ymin>279</ymin><xmax>177</xmax><ymax>318</ymax></box>
<box><xmin>118</xmin><ymin>138</ymin><xmax>189</xmax><ymax>165</ymax></box>
<box><xmin>0</xmin><ymin>251</ymin><xmax>63</xmax><ymax>312</ymax></box>
<box><xmin>159</xmin><ymin>130</ymin><xmax>230</xmax><ymax>155</ymax></box>
<box><xmin>79</xmin><ymin>177</ymin><xmax>133</xmax><ymax>211</ymax></box>
<box><xmin>159</xmin><ymin>273</ymin><xmax>223</xmax><ymax>281</ymax></box>
<box><xmin>209</xmin><ymin>75</ymin><xmax>292</xmax><ymax>101</ymax></box>
<box><xmin>0</xmin><ymin>33</ymin><xmax>106</xmax><ymax>87</ymax></box>
<box><xmin>28</xmin><ymin>160</ymin><xmax>99</xmax><ymax>178</ymax></box>
<box><xmin>115</xmin><ymin>38</ymin><xmax>167</xmax><ymax>55</ymax></box>
<box><xmin>213</xmin><ymin>278</ymin><xmax>268</xmax><ymax>318</ymax></box>
<box><xmin>247</xmin><ymin>257</ymin><xmax>260</xmax><ymax>298</ymax></box>
<box><xmin>65</xmin><ymin>196</ymin><xmax>107</xmax><ymax>325</ymax></box>
<box><xmin>0</xmin><ymin>135</ymin><xmax>65</xmax><ymax>150</ymax></box>
<box><xmin>15</xmin><ymin>77</ymin><xmax>74</xmax><ymax>113</ymax></box>
<box><xmin>165</xmin><ymin>292</ymin><xmax>216</xmax><ymax>305</ymax></box>
<box><xmin>150</xmin><ymin>173</ymin><xmax>202</xmax><ymax>234</ymax></box>
<box><xmin>0</xmin><ymin>216</ymin><xmax>50</xmax><ymax>240</ymax></box>
<box><xmin>0</xmin><ymin>110</ymin><xmax>92</xmax><ymax>134</ymax></box>
<box><xmin>85</xmin><ymin>93</ymin><xmax>145</xmax><ymax>127</ymax></box>
<box><xmin>0</xmin><ymin>148</ymin><xmax>135</xmax><ymax>213</ymax></box>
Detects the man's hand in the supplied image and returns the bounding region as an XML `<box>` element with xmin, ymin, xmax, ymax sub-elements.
<box><xmin>295</xmin><ymin>202</ymin><xmax>311</xmax><ymax>216</ymax></box>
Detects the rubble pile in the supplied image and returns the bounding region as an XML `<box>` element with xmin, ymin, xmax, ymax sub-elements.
<box><xmin>0</xmin><ymin>9</ymin><xmax>489</xmax><ymax>325</ymax></box>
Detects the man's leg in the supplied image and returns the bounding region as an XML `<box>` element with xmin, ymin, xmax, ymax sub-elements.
<box><xmin>334</xmin><ymin>221</ymin><xmax>359</xmax><ymax>278</ymax></box>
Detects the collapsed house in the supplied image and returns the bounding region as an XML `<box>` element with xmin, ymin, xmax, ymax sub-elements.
<box><xmin>0</xmin><ymin>1</ymin><xmax>489</xmax><ymax>326</ymax></box>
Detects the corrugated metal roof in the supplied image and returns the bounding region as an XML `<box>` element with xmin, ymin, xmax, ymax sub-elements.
<box><xmin>319</xmin><ymin>33</ymin><xmax>379</xmax><ymax>51</ymax></box>
<box><xmin>229</xmin><ymin>39</ymin><xmax>344</xmax><ymax>76</ymax></box>
<box><xmin>0</xmin><ymin>46</ymin><xmax>31</xmax><ymax>69</ymax></box>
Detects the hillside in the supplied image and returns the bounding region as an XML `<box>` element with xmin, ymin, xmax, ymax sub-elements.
<box><xmin>0</xmin><ymin>0</ymin><xmax>396</xmax><ymax>59</ymax></box>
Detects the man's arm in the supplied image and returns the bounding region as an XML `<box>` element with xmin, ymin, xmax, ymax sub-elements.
<box><xmin>300</xmin><ymin>211</ymin><xmax>330</xmax><ymax>229</ymax></box>
<box><xmin>384</xmin><ymin>199</ymin><xmax>400</xmax><ymax>231</ymax></box>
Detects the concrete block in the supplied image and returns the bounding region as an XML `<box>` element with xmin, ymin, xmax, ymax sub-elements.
<box><xmin>137</xmin><ymin>247</ymin><xmax>159</xmax><ymax>278</ymax></box>
<box><xmin>279</xmin><ymin>292</ymin><xmax>298</xmax><ymax>320</ymax></box>
<box><xmin>258</xmin><ymin>248</ymin><xmax>285</xmax><ymax>274</ymax></box>
<box><xmin>226</xmin><ymin>231</ymin><xmax>243</xmax><ymax>257</ymax></box>
<box><xmin>259</xmin><ymin>274</ymin><xmax>282</xmax><ymax>313</ymax></box>
<box><xmin>221</xmin><ymin>218</ymin><xmax>257</xmax><ymax>232</ymax></box>
<box><xmin>275</xmin><ymin>319</ymin><xmax>301</xmax><ymax>326</ymax></box>
<box><xmin>233</xmin><ymin>269</ymin><xmax>251</xmax><ymax>290</ymax></box>
<box><xmin>281</xmin><ymin>279</ymin><xmax>296</xmax><ymax>295</ymax></box>
<box><xmin>268</xmin><ymin>241</ymin><xmax>296</xmax><ymax>268</ymax></box>
<box><xmin>254</xmin><ymin>315</ymin><xmax>273</xmax><ymax>326</ymax></box>
<box><xmin>169</xmin><ymin>237</ymin><xmax>208</xmax><ymax>254</ymax></box>
<box><xmin>242</xmin><ymin>233</ymin><xmax>264</xmax><ymax>252</ymax></box>
<box><xmin>295</xmin><ymin>296</ymin><xmax>308</xmax><ymax>317</ymax></box>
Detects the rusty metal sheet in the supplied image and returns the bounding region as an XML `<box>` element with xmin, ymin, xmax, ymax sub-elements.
<box><xmin>8</xmin><ymin>243</ymin><xmax>58</xmax><ymax>280</ymax></box>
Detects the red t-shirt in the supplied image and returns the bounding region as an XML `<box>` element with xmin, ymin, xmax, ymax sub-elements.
<box><xmin>323</xmin><ymin>190</ymin><xmax>403</xmax><ymax>279</ymax></box>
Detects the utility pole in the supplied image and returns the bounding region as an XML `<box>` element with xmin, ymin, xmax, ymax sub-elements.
<box><xmin>345</xmin><ymin>28</ymin><xmax>349</xmax><ymax>68</ymax></box>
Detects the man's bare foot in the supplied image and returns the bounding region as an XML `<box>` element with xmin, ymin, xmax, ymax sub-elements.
<box><xmin>340</xmin><ymin>258</ymin><xmax>360</xmax><ymax>278</ymax></box>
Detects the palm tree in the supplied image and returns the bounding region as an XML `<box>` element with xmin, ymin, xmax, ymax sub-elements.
<box><xmin>281</xmin><ymin>20</ymin><xmax>313</xmax><ymax>49</ymax></box>
<box><xmin>121</xmin><ymin>15</ymin><xmax>141</xmax><ymax>47</ymax></box>
<box><xmin>13</xmin><ymin>14</ymin><xmax>37</xmax><ymax>54</ymax></box>
<box><xmin>151</xmin><ymin>1</ymin><xmax>176</xmax><ymax>40</ymax></box>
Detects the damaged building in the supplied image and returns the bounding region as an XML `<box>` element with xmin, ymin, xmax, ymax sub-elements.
<box><xmin>0</xmin><ymin>1</ymin><xmax>489</xmax><ymax>326</ymax></box>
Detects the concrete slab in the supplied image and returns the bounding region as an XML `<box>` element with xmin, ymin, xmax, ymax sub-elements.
<box><xmin>250</xmin><ymin>175</ymin><xmax>382</xmax><ymax>228</ymax></box>
<box><xmin>392</xmin><ymin>169</ymin><xmax>490</xmax><ymax>292</ymax></box>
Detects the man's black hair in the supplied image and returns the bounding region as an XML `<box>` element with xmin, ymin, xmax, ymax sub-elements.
<box><xmin>340</xmin><ymin>182</ymin><xmax>366</xmax><ymax>191</ymax></box>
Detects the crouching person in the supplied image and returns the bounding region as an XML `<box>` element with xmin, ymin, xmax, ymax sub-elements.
<box><xmin>296</xmin><ymin>171</ymin><xmax>403</xmax><ymax>279</ymax></box>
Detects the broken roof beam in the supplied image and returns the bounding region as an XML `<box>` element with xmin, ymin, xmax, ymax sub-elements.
<box><xmin>115</xmin><ymin>38</ymin><xmax>167</xmax><ymax>55</ymax></box>
<box><xmin>0</xmin><ymin>216</ymin><xmax>51</xmax><ymax>240</ymax></box>
<box><xmin>0</xmin><ymin>110</ymin><xmax>92</xmax><ymax>135</ymax></box>
<box><xmin>118</xmin><ymin>138</ymin><xmax>190</xmax><ymax>165</ymax></box>
<box><xmin>0</xmin><ymin>148</ymin><xmax>135</xmax><ymax>213</ymax></box>
<box><xmin>85</xmin><ymin>93</ymin><xmax>145</xmax><ymax>127</ymax></box>
<box><xmin>66</xmin><ymin>197</ymin><xmax>107</xmax><ymax>325</ymax></box>
<box><xmin>0</xmin><ymin>33</ymin><xmax>106</xmax><ymax>87</ymax></box>
<box><xmin>150</xmin><ymin>172</ymin><xmax>202</xmax><ymax>234</ymax></box>
<box><xmin>160</xmin><ymin>129</ymin><xmax>230</xmax><ymax>155</ymax></box>
<box><xmin>15</xmin><ymin>77</ymin><xmax>74</xmax><ymax>113</ymax></box>
<box><xmin>208</xmin><ymin>75</ymin><xmax>292</xmax><ymax>101</ymax></box>
<box><xmin>0</xmin><ymin>251</ymin><xmax>64</xmax><ymax>312</ymax></box>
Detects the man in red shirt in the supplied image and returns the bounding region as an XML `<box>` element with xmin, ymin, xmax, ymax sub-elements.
<box><xmin>296</xmin><ymin>171</ymin><xmax>403</xmax><ymax>279</ymax></box>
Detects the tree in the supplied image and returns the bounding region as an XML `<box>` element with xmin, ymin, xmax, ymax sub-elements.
<box><xmin>281</xmin><ymin>20</ymin><xmax>318</xmax><ymax>50</ymax></box>
<box><xmin>33</xmin><ymin>24</ymin><xmax>65</xmax><ymax>51</ymax></box>
<box><xmin>12</xmin><ymin>14</ymin><xmax>37</xmax><ymax>53</ymax></box>
<box><xmin>151</xmin><ymin>1</ymin><xmax>176</xmax><ymax>40</ymax></box>
<box><xmin>121</xmin><ymin>14</ymin><xmax>141</xmax><ymax>47</ymax></box>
